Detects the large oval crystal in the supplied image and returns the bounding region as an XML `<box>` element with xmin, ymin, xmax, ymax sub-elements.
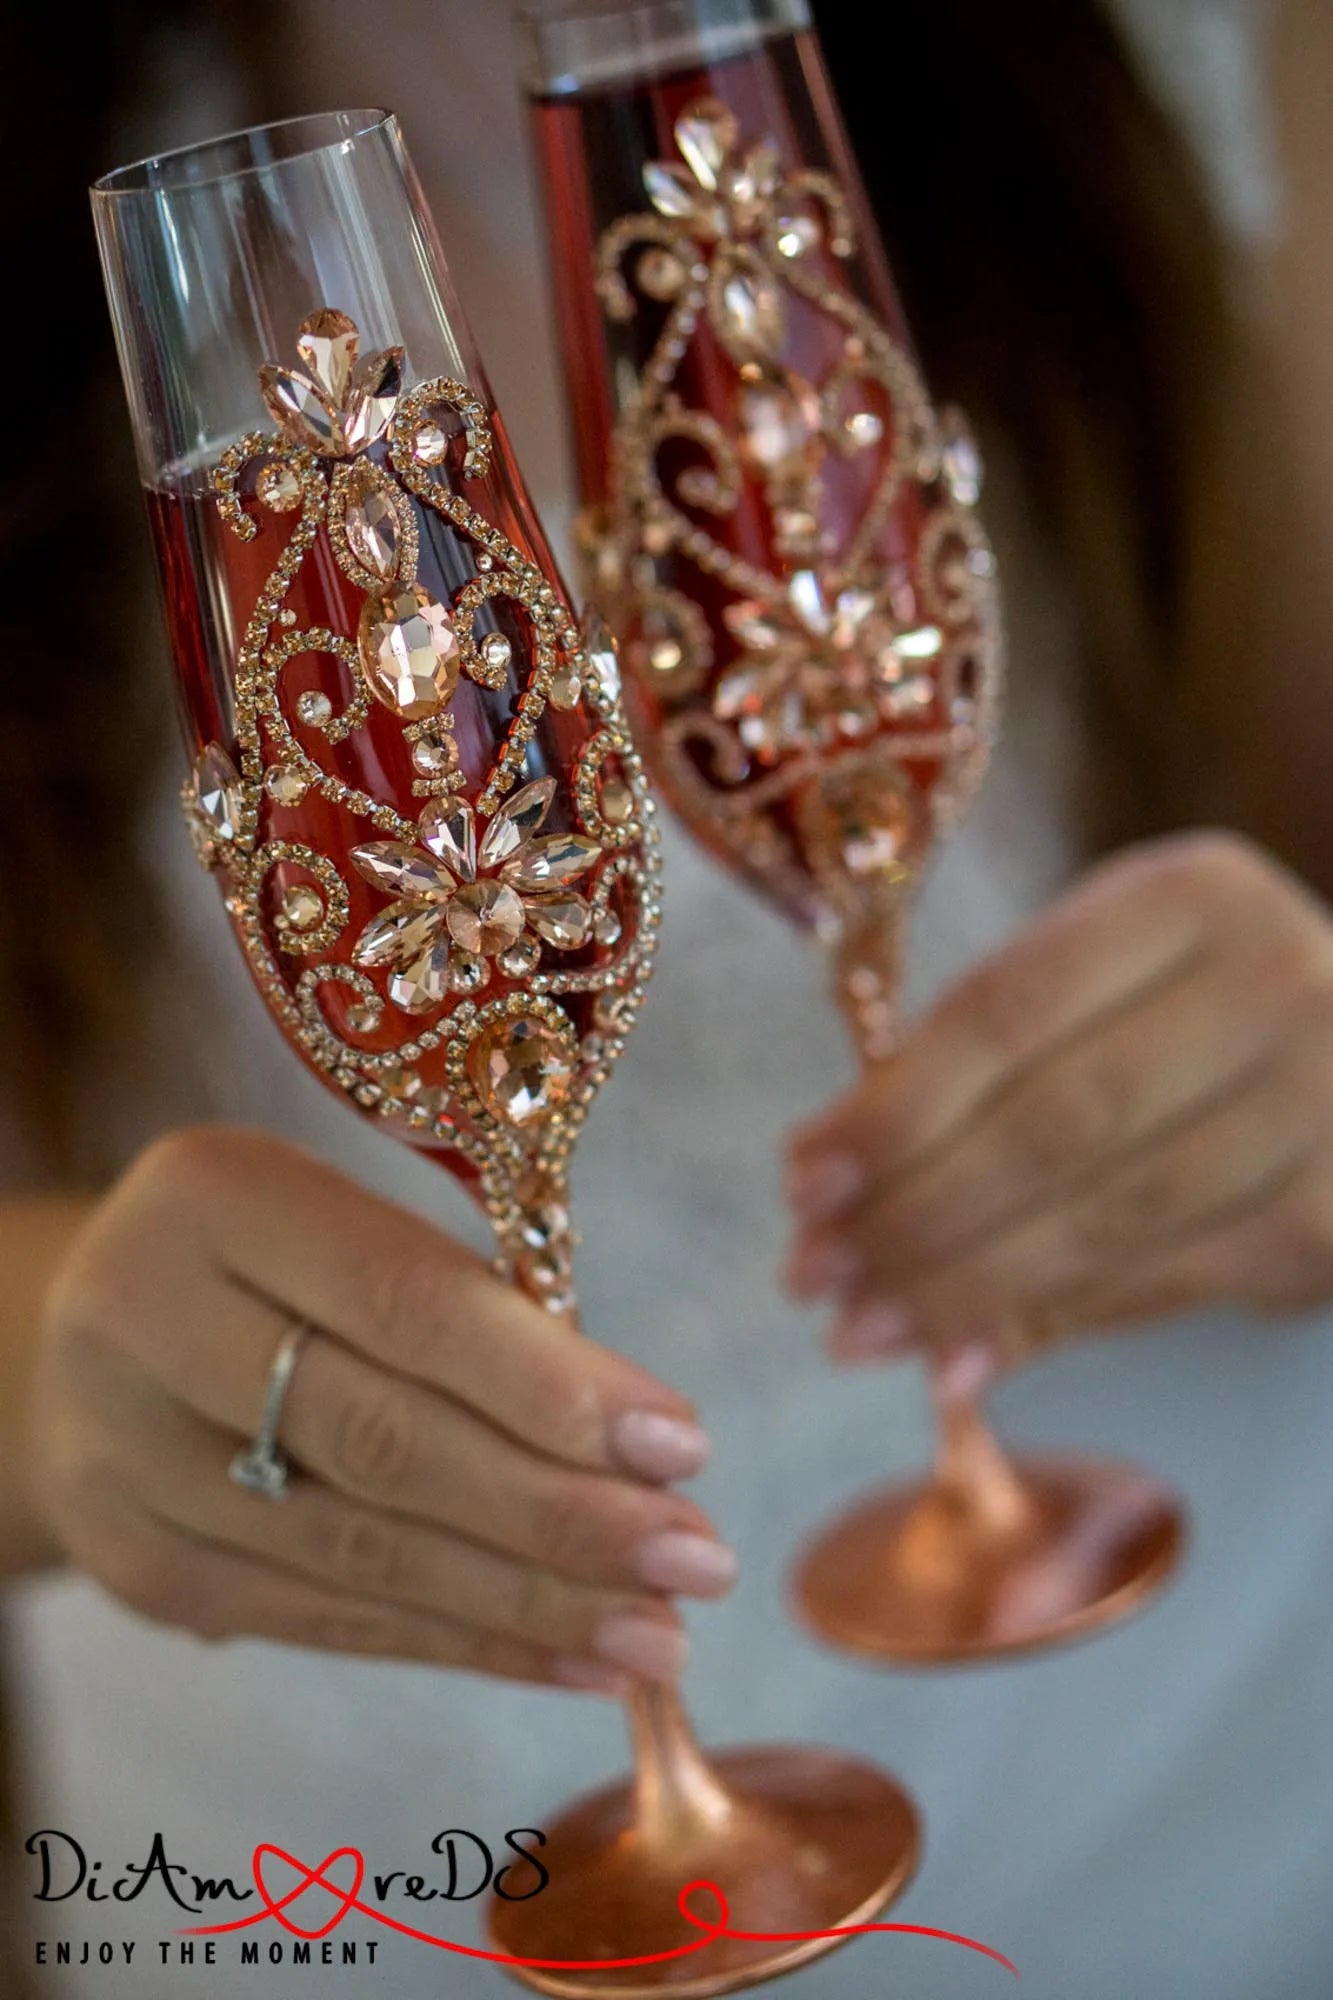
<box><xmin>358</xmin><ymin>585</ymin><xmax>460</xmax><ymax>720</ymax></box>
<box><xmin>468</xmin><ymin>1015</ymin><xmax>575</xmax><ymax>1127</ymax></box>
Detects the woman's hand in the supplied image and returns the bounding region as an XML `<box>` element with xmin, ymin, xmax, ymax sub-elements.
<box><xmin>785</xmin><ymin>833</ymin><xmax>1333</xmax><ymax>1370</ymax></box>
<box><xmin>32</xmin><ymin>1127</ymin><xmax>735</xmax><ymax>1693</ymax></box>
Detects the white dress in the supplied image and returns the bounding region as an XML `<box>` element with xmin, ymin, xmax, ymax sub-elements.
<box><xmin>14</xmin><ymin>6</ymin><xmax>1333</xmax><ymax>1997</ymax></box>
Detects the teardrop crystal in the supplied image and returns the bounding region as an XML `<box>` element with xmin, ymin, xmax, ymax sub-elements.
<box><xmin>419</xmin><ymin>798</ymin><xmax>477</xmax><ymax>882</ymax></box>
<box><xmin>344</xmin><ymin>347</ymin><xmax>403</xmax><ymax>453</ymax></box>
<box><xmin>674</xmin><ymin>99</ymin><xmax>738</xmax><ymax>190</ymax></box>
<box><xmin>353</xmin><ymin>901</ymin><xmax>445</xmax><ymax>971</ymax></box>
<box><xmin>259</xmin><ymin>366</ymin><xmax>343</xmax><ymax>455</ymax></box>
<box><xmin>503</xmin><ymin>834</ymin><xmax>602</xmax><ymax>893</ymax></box>
<box><xmin>526</xmin><ymin>895</ymin><xmax>593</xmax><ymax>949</ymax></box>
<box><xmin>295</xmin><ymin>309</ymin><xmax>359</xmax><ymax>406</ymax></box>
<box><xmin>351</xmin><ymin>842</ymin><xmax>455</xmax><ymax>900</ymax></box>
<box><xmin>358</xmin><ymin>585</ymin><xmax>460</xmax><ymax>720</ymax></box>
<box><xmin>389</xmin><ymin>939</ymin><xmax>452</xmax><ymax>1014</ymax></box>
<box><xmin>478</xmin><ymin>779</ymin><xmax>556</xmax><ymax>871</ymax></box>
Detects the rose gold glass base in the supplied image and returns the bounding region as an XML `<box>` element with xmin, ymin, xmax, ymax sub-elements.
<box><xmin>489</xmin><ymin>1733</ymin><xmax>920</xmax><ymax>1998</ymax></box>
<box><xmin>792</xmin><ymin>1453</ymin><xmax>1186</xmax><ymax>1664</ymax></box>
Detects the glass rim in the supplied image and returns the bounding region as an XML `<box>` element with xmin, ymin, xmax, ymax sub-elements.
<box><xmin>91</xmin><ymin>108</ymin><xmax>396</xmax><ymax>201</ymax></box>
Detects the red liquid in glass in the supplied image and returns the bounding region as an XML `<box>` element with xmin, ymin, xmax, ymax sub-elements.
<box><xmin>147</xmin><ymin>430</ymin><xmax>625</xmax><ymax>1177</ymax></box>
<box><xmin>530</xmin><ymin>30</ymin><xmax>965</xmax><ymax>923</ymax></box>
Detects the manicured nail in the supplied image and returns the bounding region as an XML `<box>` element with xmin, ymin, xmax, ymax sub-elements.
<box><xmin>785</xmin><ymin>1235</ymin><xmax>863</xmax><ymax>1300</ymax></box>
<box><xmin>830</xmin><ymin>1299</ymin><xmax>915</xmax><ymax>1363</ymax></box>
<box><xmin>785</xmin><ymin>1152</ymin><xmax>864</xmax><ymax>1222</ymax></box>
<box><xmin>593</xmin><ymin>1613</ymin><xmax>689</xmax><ymax>1683</ymax></box>
<box><xmin>937</xmin><ymin>1340</ymin><xmax>1001</xmax><ymax>1402</ymax></box>
<box><xmin>611</xmin><ymin>1410</ymin><xmax>712</xmax><ymax>1483</ymax></box>
<box><xmin>635</xmin><ymin>1531</ymin><xmax>738</xmax><ymax>1598</ymax></box>
<box><xmin>553</xmin><ymin>1657</ymin><xmax>633</xmax><ymax>1699</ymax></box>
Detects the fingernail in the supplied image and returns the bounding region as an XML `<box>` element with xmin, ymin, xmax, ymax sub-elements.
<box><xmin>785</xmin><ymin>1152</ymin><xmax>864</xmax><ymax>1222</ymax></box>
<box><xmin>785</xmin><ymin>1235</ymin><xmax>862</xmax><ymax>1300</ymax></box>
<box><xmin>635</xmin><ymin>1531</ymin><xmax>738</xmax><ymax>1598</ymax></box>
<box><xmin>830</xmin><ymin>1299</ymin><xmax>915</xmax><ymax>1363</ymax></box>
<box><xmin>937</xmin><ymin>1340</ymin><xmax>1001</xmax><ymax>1401</ymax></box>
<box><xmin>553</xmin><ymin>1657</ymin><xmax>633</xmax><ymax>1699</ymax></box>
<box><xmin>593</xmin><ymin>1613</ymin><xmax>689</xmax><ymax>1683</ymax></box>
<box><xmin>611</xmin><ymin>1410</ymin><xmax>712</xmax><ymax>1483</ymax></box>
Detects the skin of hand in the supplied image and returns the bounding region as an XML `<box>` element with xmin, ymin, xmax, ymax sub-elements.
<box><xmin>784</xmin><ymin>833</ymin><xmax>1333</xmax><ymax>1376</ymax></box>
<box><xmin>29</xmin><ymin>1127</ymin><xmax>737</xmax><ymax>1695</ymax></box>
<box><xmin>0</xmin><ymin>1194</ymin><xmax>92</xmax><ymax>1577</ymax></box>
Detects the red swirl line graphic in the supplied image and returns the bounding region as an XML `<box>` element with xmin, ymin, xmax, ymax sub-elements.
<box><xmin>181</xmin><ymin>1845</ymin><xmax>1018</xmax><ymax>1977</ymax></box>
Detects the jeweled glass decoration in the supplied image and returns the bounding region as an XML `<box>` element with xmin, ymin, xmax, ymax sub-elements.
<box><xmin>528</xmin><ymin>0</ymin><xmax>1183</xmax><ymax>1725</ymax></box>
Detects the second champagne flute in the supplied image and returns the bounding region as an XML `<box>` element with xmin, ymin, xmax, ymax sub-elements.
<box><xmin>520</xmin><ymin>0</ymin><xmax>1186</xmax><ymax>1666</ymax></box>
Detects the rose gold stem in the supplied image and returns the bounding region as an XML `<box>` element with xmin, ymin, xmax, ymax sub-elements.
<box><xmin>929</xmin><ymin>1362</ymin><xmax>1035</xmax><ymax>1538</ymax></box>
<box><xmin>628</xmin><ymin>1682</ymin><xmax>735</xmax><ymax>1839</ymax></box>
<box><xmin>505</xmin><ymin>1177</ymin><xmax>734</xmax><ymax>1848</ymax></box>
<box><xmin>832</xmin><ymin>907</ymin><xmax>1035</xmax><ymax>1542</ymax></box>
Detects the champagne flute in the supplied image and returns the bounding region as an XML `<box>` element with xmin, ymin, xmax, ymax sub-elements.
<box><xmin>93</xmin><ymin>108</ymin><xmax>918</xmax><ymax>2000</ymax></box>
<box><xmin>520</xmin><ymin>0</ymin><xmax>1186</xmax><ymax>1665</ymax></box>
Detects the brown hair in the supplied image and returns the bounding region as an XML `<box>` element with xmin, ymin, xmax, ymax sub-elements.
<box><xmin>2</xmin><ymin>0</ymin><xmax>1253</xmax><ymax>1174</ymax></box>
<box><xmin>816</xmin><ymin>0</ymin><xmax>1252</xmax><ymax>854</ymax></box>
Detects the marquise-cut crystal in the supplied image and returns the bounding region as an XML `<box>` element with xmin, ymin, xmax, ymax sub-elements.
<box><xmin>343</xmin><ymin>348</ymin><xmax>403</xmax><ymax>453</ymax></box>
<box><xmin>195</xmin><ymin>745</ymin><xmax>242</xmax><ymax>842</ymax></box>
<box><xmin>468</xmin><ymin>1016</ymin><xmax>575</xmax><ymax>1126</ymax></box>
<box><xmin>582</xmin><ymin>608</ymin><xmax>622</xmax><ymax>704</ymax></box>
<box><xmin>352</xmin><ymin>841</ymin><xmax>455</xmax><ymax>900</ymax></box>
<box><xmin>419</xmin><ymin>798</ymin><xmax>477</xmax><ymax>880</ymax></box>
<box><xmin>446</xmin><ymin>880</ymin><xmax>526</xmax><ymax>956</ymax></box>
<box><xmin>718</xmin><ymin>259</ymin><xmax>782</xmax><ymax>355</ymax></box>
<box><xmin>296</xmin><ymin>309</ymin><xmax>359</xmax><ymax>406</ymax></box>
<box><xmin>358</xmin><ymin>585</ymin><xmax>460</xmax><ymax>720</ymax></box>
<box><xmin>353</xmin><ymin>901</ymin><xmax>444</xmax><ymax>970</ymax></box>
<box><xmin>389</xmin><ymin>939</ymin><xmax>451</xmax><ymax>1014</ymax></box>
<box><xmin>259</xmin><ymin>365</ymin><xmax>341</xmax><ymax>455</ymax></box>
<box><xmin>504</xmin><ymin>834</ymin><xmax>601</xmax><ymax>892</ymax></box>
<box><xmin>343</xmin><ymin>463</ymin><xmax>402</xmax><ymax>580</ymax></box>
<box><xmin>644</xmin><ymin>161</ymin><xmax>704</xmax><ymax>221</ymax></box>
<box><xmin>674</xmin><ymin>100</ymin><xmax>737</xmax><ymax>189</ymax></box>
<box><xmin>478</xmin><ymin>779</ymin><xmax>555</xmax><ymax>870</ymax></box>
<box><xmin>526</xmin><ymin>895</ymin><xmax>592</xmax><ymax>949</ymax></box>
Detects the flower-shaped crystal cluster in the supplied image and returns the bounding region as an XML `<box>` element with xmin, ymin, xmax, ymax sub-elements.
<box><xmin>351</xmin><ymin>780</ymin><xmax>602</xmax><ymax>1013</ymax></box>
<box><xmin>643</xmin><ymin>99</ymin><xmax>781</xmax><ymax>245</ymax></box>
<box><xmin>261</xmin><ymin>308</ymin><xmax>403</xmax><ymax>458</ymax></box>
<box><xmin>713</xmin><ymin>571</ymin><xmax>943</xmax><ymax>765</ymax></box>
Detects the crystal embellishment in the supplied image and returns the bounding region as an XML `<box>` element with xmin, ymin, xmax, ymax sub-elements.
<box><xmin>358</xmin><ymin>586</ymin><xmax>460</xmax><ymax>720</ymax></box>
<box><xmin>343</xmin><ymin>461</ymin><xmax>404</xmax><ymax>581</ymax></box>
<box><xmin>260</xmin><ymin>309</ymin><xmax>403</xmax><ymax>459</ymax></box>
<box><xmin>468</xmin><ymin>1017</ymin><xmax>576</xmax><ymax>1126</ymax></box>
<box><xmin>194</xmin><ymin>744</ymin><xmax>242</xmax><ymax>843</ymax></box>
<box><xmin>347</xmin><ymin>781</ymin><xmax>603</xmax><ymax>1014</ymax></box>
